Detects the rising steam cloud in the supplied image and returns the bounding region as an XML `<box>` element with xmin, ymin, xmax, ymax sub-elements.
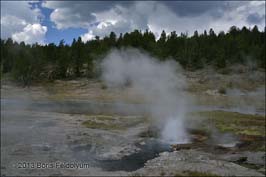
<box><xmin>101</xmin><ymin>48</ymin><xmax>190</xmax><ymax>143</ymax></box>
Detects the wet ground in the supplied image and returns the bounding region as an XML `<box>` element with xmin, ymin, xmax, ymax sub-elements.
<box><xmin>1</xmin><ymin>95</ymin><xmax>170</xmax><ymax>175</ymax></box>
<box><xmin>1</xmin><ymin>71</ymin><xmax>265</xmax><ymax>176</ymax></box>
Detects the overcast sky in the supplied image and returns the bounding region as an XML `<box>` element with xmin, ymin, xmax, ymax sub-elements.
<box><xmin>1</xmin><ymin>1</ymin><xmax>265</xmax><ymax>44</ymax></box>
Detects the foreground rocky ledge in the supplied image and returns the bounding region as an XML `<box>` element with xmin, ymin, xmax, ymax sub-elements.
<box><xmin>133</xmin><ymin>149</ymin><xmax>264</xmax><ymax>176</ymax></box>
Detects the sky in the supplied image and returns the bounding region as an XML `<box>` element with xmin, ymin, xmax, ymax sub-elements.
<box><xmin>1</xmin><ymin>1</ymin><xmax>265</xmax><ymax>45</ymax></box>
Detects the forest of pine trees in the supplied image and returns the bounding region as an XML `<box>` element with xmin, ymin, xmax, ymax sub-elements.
<box><xmin>1</xmin><ymin>25</ymin><xmax>265</xmax><ymax>86</ymax></box>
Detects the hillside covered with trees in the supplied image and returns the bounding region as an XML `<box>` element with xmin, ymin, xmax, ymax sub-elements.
<box><xmin>1</xmin><ymin>25</ymin><xmax>265</xmax><ymax>86</ymax></box>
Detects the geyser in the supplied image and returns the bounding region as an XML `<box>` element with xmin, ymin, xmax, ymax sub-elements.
<box><xmin>101</xmin><ymin>48</ymin><xmax>190</xmax><ymax>144</ymax></box>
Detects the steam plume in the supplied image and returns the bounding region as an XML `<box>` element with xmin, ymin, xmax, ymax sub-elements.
<box><xmin>101</xmin><ymin>48</ymin><xmax>190</xmax><ymax>143</ymax></box>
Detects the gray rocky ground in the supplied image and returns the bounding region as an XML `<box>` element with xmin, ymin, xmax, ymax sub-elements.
<box><xmin>134</xmin><ymin>150</ymin><xmax>264</xmax><ymax>176</ymax></box>
<box><xmin>1</xmin><ymin>68</ymin><xmax>265</xmax><ymax>176</ymax></box>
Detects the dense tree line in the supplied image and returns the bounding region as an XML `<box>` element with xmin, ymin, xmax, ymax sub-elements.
<box><xmin>1</xmin><ymin>26</ymin><xmax>265</xmax><ymax>86</ymax></box>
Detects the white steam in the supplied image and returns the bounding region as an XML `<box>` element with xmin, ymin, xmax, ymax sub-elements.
<box><xmin>101</xmin><ymin>48</ymin><xmax>190</xmax><ymax>143</ymax></box>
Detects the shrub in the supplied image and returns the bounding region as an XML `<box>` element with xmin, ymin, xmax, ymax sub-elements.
<box><xmin>218</xmin><ymin>87</ymin><xmax>226</xmax><ymax>94</ymax></box>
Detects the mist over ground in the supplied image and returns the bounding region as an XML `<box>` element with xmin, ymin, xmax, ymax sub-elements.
<box><xmin>101</xmin><ymin>48</ymin><xmax>191</xmax><ymax>143</ymax></box>
<box><xmin>1</xmin><ymin>47</ymin><xmax>265</xmax><ymax>176</ymax></box>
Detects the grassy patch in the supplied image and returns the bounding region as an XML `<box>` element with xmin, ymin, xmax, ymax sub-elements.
<box><xmin>84</xmin><ymin>114</ymin><xmax>117</xmax><ymax>121</ymax></box>
<box><xmin>82</xmin><ymin>115</ymin><xmax>146</xmax><ymax>131</ymax></box>
<box><xmin>191</xmin><ymin>111</ymin><xmax>265</xmax><ymax>137</ymax></box>
<box><xmin>82</xmin><ymin>119</ymin><xmax>122</xmax><ymax>130</ymax></box>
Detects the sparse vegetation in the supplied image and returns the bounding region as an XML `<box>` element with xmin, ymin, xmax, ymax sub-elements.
<box><xmin>193</xmin><ymin>111</ymin><xmax>265</xmax><ymax>137</ymax></box>
<box><xmin>82</xmin><ymin>115</ymin><xmax>145</xmax><ymax>131</ymax></box>
<box><xmin>218</xmin><ymin>87</ymin><xmax>226</xmax><ymax>94</ymax></box>
<box><xmin>82</xmin><ymin>119</ymin><xmax>121</xmax><ymax>131</ymax></box>
<box><xmin>101</xmin><ymin>83</ymin><xmax>107</xmax><ymax>90</ymax></box>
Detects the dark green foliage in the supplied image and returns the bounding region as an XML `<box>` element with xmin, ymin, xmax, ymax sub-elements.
<box><xmin>56</xmin><ymin>40</ymin><xmax>69</xmax><ymax>78</ymax></box>
<box><xmin>12</xmin><ymin>43</ymin><xmax>43</xmax><ymax>86</ymax></box>
<box><xmin>1</xmin><ymin>26</ymin><xmax>265</xmax><ymax>85</ymax></box>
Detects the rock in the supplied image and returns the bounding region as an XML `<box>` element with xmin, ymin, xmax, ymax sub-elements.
<box><xmin>98</xmin><ymin>144</ymin><xmax>141</xmax><ymax>160</ymax></box>
<box><xmin>205</xmin><ymin>89</ymin><xmax>222</xmax><ymax>96</ymax></box>
<box><xmin>135</xmin><ymin>149</ymin><xmax>264</xmax><ymax>176</ymax></box>
<box><xmin>258</xmin><ymin>167</ymin><xmax>265</xmax><ymax>174</ymax></box>
<box><xmin>171</xmin><ymin>144</ymin><xmax>191</xmax><ymax>151</ymax></box>
<box><xmin>219</xmin><ymin>151</ymin><xmax>265</xmax><ymax>166</ymax></box>
<box><xmin>191</xmin><ymin>134</ymin><xmax>208</xmax><ymax>142</ymax></box>
<box><xmin>245</xmin><ymin>152</ymin><xmax>265</xmax><ymax>166</ymax></box>
<box><xmin>139</xmin><ymin>141</ymin><xmax>146</xmax><ymax>145</ymax></box>
<box><xmin>41</xmin><ymin>145</ymin><xmax>51</xmax><ymax>151</ymax></box>
<box><xmin>160</xmin><ymin>152</ymin><xmax>169</xmax><ymax>156</ymax></box>
<box><xmin>219</xmin><ymin>153</ymin><xmax>247</xmax><ymax>163</ymax></box>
